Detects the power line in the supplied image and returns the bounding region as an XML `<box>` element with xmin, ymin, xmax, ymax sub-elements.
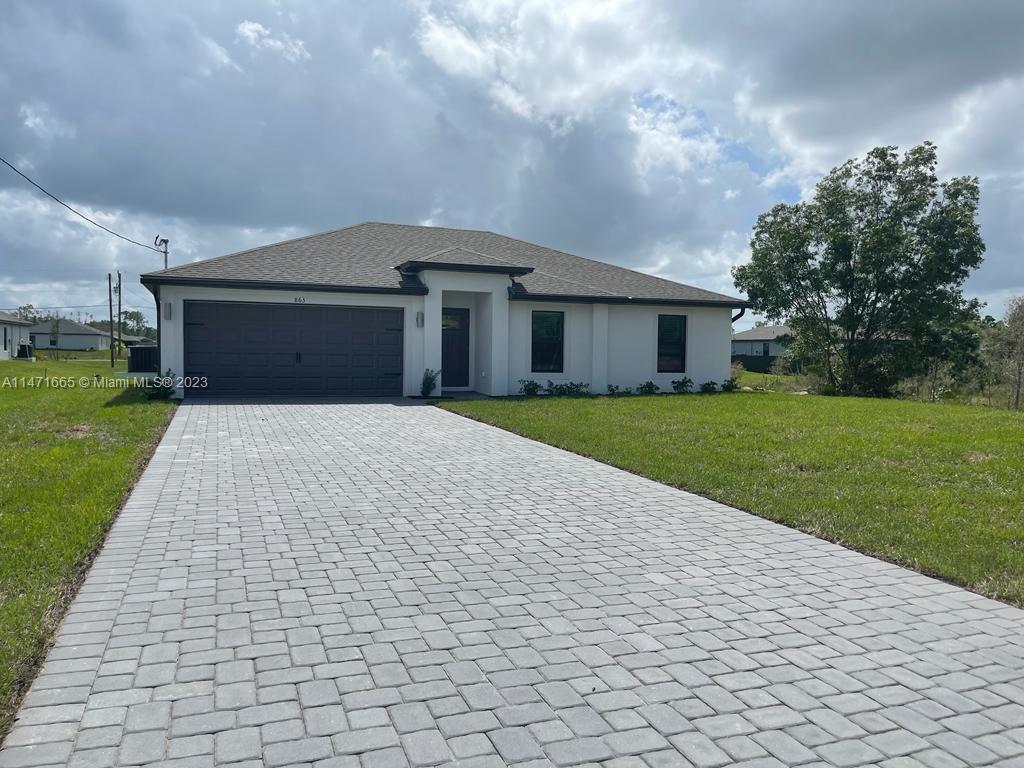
<box><xmin>0</xmin><ymin>154</ymin><xmax>164</xmax><ymax>255</ymax></box>
<box><xmin>0</xmin><ymin>303</ymin><xmax>151</xmax><ymax>312</ymax></box>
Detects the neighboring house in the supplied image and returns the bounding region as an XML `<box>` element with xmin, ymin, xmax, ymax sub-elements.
<box><xmin>0</xmin><ymin>311</ymin><xmax>32</xmax><ymax>360</ymax></box>
<box><xmin>732</xmin><ymin>324</ymin><xmax>793</xmax><ymax>372</ymax></box>
<box><xmin>119</xmin><ymin>333</ymin><xmax>156</xmax><ymax>346</ymax></box>
<box><xmin>28</xmin><ymin>318</ymin><xmax>111</xmax><ymax>351</ymax></box>
<box><xmin>141</xmin><ymin>222</ymin><xmax>747</xmax><ymax>398</ymax></box>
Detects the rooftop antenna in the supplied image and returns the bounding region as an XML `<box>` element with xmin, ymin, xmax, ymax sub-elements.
<box><xmin>154</xmin><ymin>235</ymin><xmax>169</xmax><ymax>270</ymax></box>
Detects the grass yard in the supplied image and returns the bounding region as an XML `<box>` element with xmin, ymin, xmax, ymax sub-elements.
<box><xmin>0</xmin><ymin>359</ymin><xmax>175</xmax><ymax>739</ymax></box>
<box><xmin>736</xmin><ymin>369</ymin><xmax>807</xmax><ymax>391</ymax></box>
<box><xmin>442</xmin><ymin>392</ymin><xmax>1024</xmax><ymax>605</ymax></box>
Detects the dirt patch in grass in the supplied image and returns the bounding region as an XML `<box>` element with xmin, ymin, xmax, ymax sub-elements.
<box><xmin>965</xmin><ymin>451</ymin><xmax>995</xmax><ymax>463</ymax></box>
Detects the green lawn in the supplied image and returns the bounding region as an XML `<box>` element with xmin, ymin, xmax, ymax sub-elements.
<box><xmin>736</xmin><ymin>369</ymin><xmax>806</xmax><ymax>391</ymax></box>
<box><xmin>0</xmin><ymin>359</ymin><xmax>175</xmax><ymax>738</ymax></box>
<box><xmin>442</xmin><ymin>392</ymin><xmax>1024</xmax><ymax>605</ymax></box>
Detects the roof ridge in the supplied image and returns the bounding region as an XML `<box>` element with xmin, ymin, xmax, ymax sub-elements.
<box><xmin>29</xmin><ymin>317</ymin><xmax>103</xmax><ymax>332</ymax></box>
<box><xmin>364</xmin><ymin>221</ymin><xmax>497</xmax><ymax>236</ymax></box>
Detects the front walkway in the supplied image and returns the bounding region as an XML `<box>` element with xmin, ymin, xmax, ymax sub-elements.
<box><xmin>2</xmin><ymin>402</ymin><xmax>1023</xmax><ymax>768</ymax></box>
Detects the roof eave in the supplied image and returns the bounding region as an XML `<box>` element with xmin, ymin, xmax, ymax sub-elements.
<box><xmin>508</xmin><ymin>290</ymin><xmax>749</xmax><ymax>308</ymax></box>
<box><xmin>139</xmin><ymin>275</ymin><xmax>429</xmax><ymax>295</ymax></box>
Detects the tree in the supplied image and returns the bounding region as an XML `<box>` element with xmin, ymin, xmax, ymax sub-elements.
<box><xmin>15</xmin><ymin>304</ymin><xmax>42</xmax><ymax>323</ymax></box>
<box><xmin>733</xmin><ymin>142</ymin><xmax>985</xmax><ymax>396</ymax></box>
<box><xmin>119</xmin><ymin>310</ymin><xmax>149</xmax><ymax>336</ymax></box>
<box><xmin>992</xmin><ymin>297</ymin><xmax>1024</xmax><ymax>409</ymax></box>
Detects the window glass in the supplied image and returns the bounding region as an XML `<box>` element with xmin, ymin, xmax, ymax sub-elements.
<box><xmin>532</xmin><ymin>311</ymin><xmax>564</xmax><ymax>373</ymax></box>
<box><xmin>657</xmin><ymin>315</ymin><xmax>686</xmax><ymax>372</ymax></box>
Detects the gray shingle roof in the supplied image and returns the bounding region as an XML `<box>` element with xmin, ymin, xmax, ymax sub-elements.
<box><xmin>414</xmin><ymin>246</ymin><xmax>523</xmax><ymax>268</ymax></box>
<box><xmin>732</xmin><ymin>324</ymin><xmax>793</xmax><ymax>341</ymax></box>
<box><xmin>27</xmin><ymin>318</ymin><xmax>108</xmax><ymax>335</ymax></box>
<box><xmin>0</xmin><ymin>311</ymin><xmax>31</xmax><ymax>326</ymax></box>
<box><xmin>141</xmin><ymin>222</ymin><xmax>745</xmax><ymax>305</ymax></box>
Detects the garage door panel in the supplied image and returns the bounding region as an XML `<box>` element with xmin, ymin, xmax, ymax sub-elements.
<box><xmin>217</xmin><ymin>351</ymin><xmax>246</xmax><ymax>366</ymax></box>
<box><xmin>184</xmin><ymin>301</ymin><xmax>403</xmax><ymax>396</ymax></box>
<box><xmin>243</xmin><ymin>327</ymin><xmax>271</xmax><ymax>344</ymax></box>
<box><xmin>271</xmin><ymin>326</ymin><xmax>298</xmax><ymax>343</ymax></box>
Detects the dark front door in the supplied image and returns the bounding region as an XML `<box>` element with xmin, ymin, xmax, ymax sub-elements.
<box><xmin>183</xmin><ymin>301</ymin><xmax>403</xmax><ymax>397</ymax></box>
<box><xmin>442</xmin><ymin>307</ymin><xmax>470</xmax><ymax>388</ymax></box>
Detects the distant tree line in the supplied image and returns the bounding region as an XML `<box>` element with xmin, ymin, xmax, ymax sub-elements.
<box><xmin>15</xmin><ymin>304</ymin><xmax>155</xmax><ymax>339</ymax></box>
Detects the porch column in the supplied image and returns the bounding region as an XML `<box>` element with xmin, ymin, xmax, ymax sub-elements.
<box><xmin>488</xmin><ymin>288</ymin><xmax>510</xmax><ymax>395</ymax></box>
<box><xmin>423</xmin><ymin>287</ymin><xmax>443</xmax><ymax>394</ymax></box>
<box><xmin>591</xmin><ymin>303</ymin><xmax>609</xmax><ymax>393</ymax></box>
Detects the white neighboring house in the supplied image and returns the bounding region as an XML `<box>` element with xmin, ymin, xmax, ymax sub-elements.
<box><xmin>28</xmin><ymin>318</ymin><xmax>111</xmax><ymax>351</ymax></box>
<box><xmin>731</xmin><ymin>324</ymin><xmax>793</xmax><ymax>372</ymax></box>
<box><xmin>0</xmin><ymin>311</ymin><xmax>32</xmax><ymax>360</ymax></box>
<box><xmin>731</xmin><ymin>324</ymin><xmax>793</xmax><ymax>358</ymax></box>
<box><xmin>141</xmin><ymin>222</ymin><xmax>748</xmax><ymax>398</ymax></box>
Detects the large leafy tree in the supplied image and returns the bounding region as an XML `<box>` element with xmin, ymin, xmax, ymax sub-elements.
<box><xmin>733</xmin><ymin>142</ymin><xmax>984</xmax><ymax>395</ymax></box>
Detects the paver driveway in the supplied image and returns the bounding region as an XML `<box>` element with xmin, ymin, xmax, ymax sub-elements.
<box><xmin>3</xmin><ymin>402</ymin><xmax>1024</xmax><ymax>768</ymax></box>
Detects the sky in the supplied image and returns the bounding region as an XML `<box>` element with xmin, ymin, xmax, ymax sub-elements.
<box><xmin>2</xmin><ymin>0</ymin><xmax>1023</xmax><ymax>329</ymax></box>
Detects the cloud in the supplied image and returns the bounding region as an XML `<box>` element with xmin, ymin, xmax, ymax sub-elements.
<box><xmin>18</xmin><ymin>102</ymin><xmax>75</xmax><ymax>142</ymax></box>
<box><xmin>235</xmin><ymin>20</ymin><xmax>310</xmax><ymax>62</ymax></box>
<box><xmin>628</xmin><ymin>98</ymin><xmax>721</xmax><ymax>178</ymax></box>
<box><xmin>414</xmin><ymin>0</ymin><xmax>716</xmax><ymax>126</ymax></box>
<box><xmin>416</xmin><ymin>14</ymin><xmax>494</xmax><ymax>79</ymax></box>
<box><xmin>1</xmin><ymin>0</ymin><xmax>1023</xmax><ymax>327</ymax></box>
<box><xmin>198</xmin><ymin>35</ymin><xmax>242</xmax><ymax>76</ymax></box>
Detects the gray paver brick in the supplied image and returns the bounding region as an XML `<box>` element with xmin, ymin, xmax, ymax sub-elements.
<box><xmin>400</xmin><ymin>730</ymin><xmax>452</xmax><ymax>766</ymax></box>
<box><xmin>263</xmin><ymin>737</ymin><xmax>332</xmax><ymax>767</ymax></box>
<box><xmin>2</xmin><ymin>402</ymin><xmax>1023</xmax><ymax>768</ymax></box>
<box><xmin>332</xmin><ymin>726</ymin><xmax>400</xmax><ymax>754</ymax></box>
<box><xmin>669</xmin><ymin>731</ymin><xmax>731</xmax><ymax>768</ymax></box>
<box><xmin>215</xmin><ymin>727</ymin><xmax>261</xmax><ymax>763</ymax></box>
<box><xmin>488</xmin><ymin>727</ymin><xmax>545</xmax><ymax>762</ymax></box>
<box><xmin>545</xmin><ymin>737</ymin><xmax>613</xmax><ymax>765</ymax></box>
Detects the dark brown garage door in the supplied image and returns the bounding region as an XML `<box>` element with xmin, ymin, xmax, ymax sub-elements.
<box><xmin>183</xmin><ymin>301</ymin><xmax>403</xmax><ymax>397</ymax></box>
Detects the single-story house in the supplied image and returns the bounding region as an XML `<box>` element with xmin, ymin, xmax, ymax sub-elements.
<box><xmin>28</xmin><ymin>318</ymin><xmax>111</xmax><ymax>351</ymax></box>
<box><xmin>731</xmin><ymin>324</ymin><xmax>793</xmax><ymax>372</ymax></box>
<box><xmin>119</xmin><ymin>333</ymin><xmax>156</xmax><ymax>346</ymax></box>
<box><xmin>0</xmin><ymin>311</ymin><xmax>32</xmax><ymax>360</ymax></box>
<box><xmin>141</xmin><ymin>222</ymin><xmax>748</xmax><ymax>398</ymax></box>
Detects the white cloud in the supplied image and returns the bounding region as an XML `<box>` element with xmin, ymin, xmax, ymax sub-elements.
<box><xmin>416</xmin><ymin>14</ymin><xmax>495</xmax><ymax>79</ymax></box>
<box><xmin>235</xmin><ymin>20</ymin><xmax>310</xmax><ymax>62</ymax></box>
<box><xmin>414</xmin><ymin>0</ymin><xmax>715</xmax><ymax>125</ymax></box>
<box><xmin>18</xmin><ymin>103</ymin><xmax>75</xmax><ymax>141</ymax></box>
<box><xmin>628</xmin><ymin>99</ymin><xmax>720</xmax><ymax>177</ymax></box>
<box><xmin>199</xmin><ymin>36</ymin><xmax>242</xmax><ymax>76</ymax></box>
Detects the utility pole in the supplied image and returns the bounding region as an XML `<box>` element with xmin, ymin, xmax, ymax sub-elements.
<box><xmin>108</xmin><ymin>273</ymin><xmax>114</xmax><ymax>368</ymax></box>
<box><xmin>154</xmin><ymin>235</ymin><xmax>169</xmax><ymax>270</ymax></box>
<box><xmin>116</xmin><ymin>271</ymin><xmax>122</xmax><ymax>359</ymax></box>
